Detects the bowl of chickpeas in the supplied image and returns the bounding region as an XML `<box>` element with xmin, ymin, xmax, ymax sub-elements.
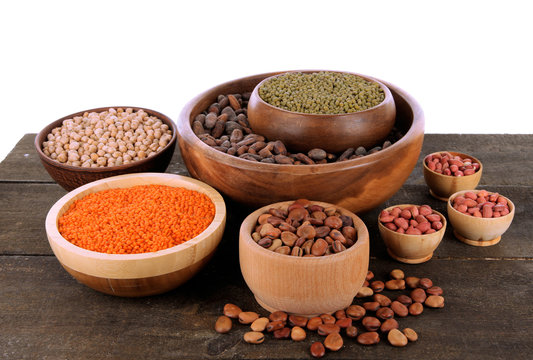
<box><xmin>35</xmin><ymin>106</ymin><xmax>177</xmax><ymax>191</ymax></box>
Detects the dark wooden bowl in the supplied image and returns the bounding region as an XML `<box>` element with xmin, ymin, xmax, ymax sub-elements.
<box><xmin>177</xmin><ymin>72</ymin><xmax>425</xmax><ymax>214</ymax></box>
<box><xmin>35</xmin><ymin>106</ymin><xmax>177</xmax><ymax>191</ymax></box>
<box><xmin>247</xmin><ymin>70</ymin><xmax>396</xmax><ymax>153</ymax></box>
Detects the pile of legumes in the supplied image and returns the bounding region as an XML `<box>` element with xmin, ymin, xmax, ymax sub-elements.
<box><xmin>58</xmin><ymin>185</ymin><xmax>215</xmax><ymax>254</ymax></box>
<box><xmin>215</xmin><ymin>268</ymin><xmax>445</xmax><ymax>358</ymax></box>
<box><xmin>425</xmin><ymin>152</ymin><xmax>480</xmax><ymax>177</ymax></box>
<box><xmin>258</xmin><ymin>71</ymin><xmax>385</xmax><ymax>114</ymax></box>
<box><xmin>252</xmin><ymin>199</ymin><xmax>357</xmax><ymax>256</ymax></box>
<box><xmin>379</xmin><ymin>205</ymin><xmax>444</xmax><ymax>234</ymax></box>
<box><xmin>451</xmin><ymin>190</ymin><xmax>510</xmax><ymax>218</ymax></box>
<box><xmin>42</xmin><ymin>108</ymin><xmax>172</xmax><ymax>167</ymax></box>
<box><xmin>192</xmin><ymin>93</ymin><xmax>403</xmax><ymax>165</ymax></box>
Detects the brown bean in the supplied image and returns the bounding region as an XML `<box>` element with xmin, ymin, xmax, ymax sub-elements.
<box><xmin>215</xmin><ymin>315</ymin><xmax>232</xmax><ymax>333</ymax></box>
<box><xmin>388</xmin><ymin>328</ymin><xmax>408</xmax><ymax>347</ymax></box>
<box><xmin>363</xmin><ymin>301</ymin><xmax>381</xmax><ymax>312</ymax></box>
<box><xmin>385</xmin><ymin>279</ymin><xmax>406</xmax><ymax>290</ymax></box>
<box><xmin>419</xmin><ymin>278</ymin><xmax>433</xmax><ymax>290</ymax></box>
<box><xmin>391</xmin><ymin>301</ymin><xmax>409</xmax><ymax>317</ymax></box>
<box><xmin>403</xmin><ymin>328</ymin><xmax>418</xmax><ymax>342</ymax></box>
<box><xmin>410</xmin><ymin>288</ymin><xmax>427</xmax><ymax>303</ymax></box>
<box><xmin>334</xmin><ymin>309</ymin><xmax>346</xmax><ymax>320</ymax></box>
<box><xmin>289</xmin><ymin>315</ymin><xmax>308</xmax><ymax>328</ymax></box>
<box><xmin>244</xmin><ymin>331</ymin><xmax>264</xmax><ymax>344</ymax></box>
<box><xmin>280</xmin><ymin>231</ymin><xmax>298</xmax><ymax>247</ymax></box>
<box><xmin>317</xmin><ymin>323</ymin><xmax>340</xmax><ymax>336</ymax></box>
<box><xmin>409</xmin><ymin>302</ymin><xmax>424</xmax><ymax>316</ymax></box>
<box><xmin>357</xmin><ymin>331</ymin><xmax>380</xmax><ymax>345</ymax></box>
<box><xmin>266</xmin><ymin>320</ymin><xmax>285</xmax><ymax>332</ymax></box>
<box><xmin>324</xmin><ymin>332</ymin><xmax>343</xmax><ymax>351</ymax></box>
<box><xmin>291</xmin><ymin>246</ymin><xmax>304</xmax><ymax>257</ymax></box>
<box><xmin>274</xmin><ymin>327</ymin><xmax>291</xmax><ymax>339</ymax></box>
<box><xmin>362</xmin><ymin>316</ymin><xmax>381</xmax><ymax>331</ymax></box>
<box><xmin>370</xmin><ymin>280</ymin><xmax>385</xmax><ymax>293</ymax></box>
<box><xmin>324</xmin><ymin>216</ymin><xmax>343</xmax><ymax>229</ymax></box>
<box><xmin>376</xmin><ymin>307</ymin><xmax>394</xmax><ymax>320</ymax></box>
<box><xmin>426</xmin><ymin>286</ymin><xmax>443</xmax><ymax>296</ymax></box>
<box><xmin>310</xmin><ymin>341</ymin><xmax>325</xmax><ymax>358</ymax></box>
<box><xmin>356</xmin><ymin>286</ymin><xmax>374</xmax><ymax>298</ymax></box>
<box><xmin>239</xmin><ymin>311</ymin><xmax>259</xmax><ymax>324</ymax></box>
<box><xmin>396</xmin><ymin>294</ymin><xmax>413</xmax><ymax>306</ymax></box>
<box><xmin>297</xmin><ymin>224</ymin><xmax>316</xmax><ymax>239</ymax></box>
<box><xmin>223</xmin><ymin>303</ymin><xmax>242</xmax><ymax>319</ymax></box>
<box><xmin>307</xmin><ymin>317</ymin><xmax>323</xmax><ymax>331</ymax></box>
<box><xmin>380</xmin><ymin>318</ymin><xmax>399</xmax><ymax>333</ymax></box>
<box><xmin>275</xmin><ymin>246</ymin><xmax>291</xmax><ymax>255</ymax></box>
<box><xmin>346</xmin><ymin>325</ymin><xmax>358</xmax><ymax>338</ymax></box>
<box><xmin>269</xmin><ymin>311</ymin><xmax>288</xmax><ymax>322</ymax></box>
<box><xmin>332</xmin><ymin>240</ymin><xmax>346</xmax><ymax>253</ymax></box>
<box><xmin>366</xmin><ymin>270</ymin><xmax>375</xmax><ymax>281</ymax></box>
<box><xmin>374</xmin><ymin>294</ymin><xmax>392</xmax><ymax>307</ymax></box>
<box><xmin>346</xmin><ymin>305</ymin><xmax>366</xmax><ymax>320</ymax></box>
<box><xmin>311</xmin><ymin>238</ymin><xmax>328</xmax><ymax>256</ymax></box>
<box><xmin>335</xmin><ymin>317</ymin><xmax>352</xmax><ymax>329</ymax></box>
<box><xmin>320</xmin><ymin>314</ymin><xmax>336</xmax><ymax>325</ymax></box>
<box><xmin>250</xmin><ymin>317</ymin><xmax>269</xmax><ymax>332</ymax></box>
<box><xmin>405</xmin><ymin>276</ymin><xmax>420</xmax><ymax>289</ymax></box>
<box><xmin>425</xmin><ymin>295</ymin><xmax>445</xmax><ymax>308</ymax></box>
<box><xmin>291</xmin><ymin>326</ymin><xmax>307</xmax><ymax>341</ymax></box>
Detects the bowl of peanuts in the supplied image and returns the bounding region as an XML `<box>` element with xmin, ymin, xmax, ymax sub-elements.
<box><xmin>239</xmin><ymin>199</ymin><xmax>369</xmax><ymax>317</ymax></box>
<box><xmin>45</xmin><ymin>172</ymin><xmax>226</xmax><ymax>297</ymax></box>
<box><xmin>447</xmin><ymin>190</ymin><xmax>515</xmax><ymax>246</ymax></box>
<box><xmin>378</xmin><ymin>204</ymin><xmax>447</xmax><ymax>264</ymax></box>
<box><xmin>423</xmin><ymin>151</ymin><xmax>483</xmax><ymax>201</ymax></box>
<box><xmin>35</xmin><ymin>106</ymin><xmax>177</xmax><ymax>191</ymax></box>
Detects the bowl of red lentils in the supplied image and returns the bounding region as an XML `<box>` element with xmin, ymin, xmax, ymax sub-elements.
<box><xmin>45</xmin><ymin>172</ymin><xmax>226</xmax><ymax>297</ymax></box>
<box><xmin>35</xmin><ymin>106</ymin><xmax>177</xmax><ymax>191</ymax></box>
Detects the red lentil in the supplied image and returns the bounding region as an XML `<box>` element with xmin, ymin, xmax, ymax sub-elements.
<box><xmin>58</xmin><ymin>185</ymin><xmax>215</xmax><ymax>254</ymax></box>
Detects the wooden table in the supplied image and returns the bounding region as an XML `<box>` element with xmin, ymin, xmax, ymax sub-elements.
<box><xmin>1</xmin><ymin>134</ymin><xmax>532</xmax><ymax>359</ymax></box>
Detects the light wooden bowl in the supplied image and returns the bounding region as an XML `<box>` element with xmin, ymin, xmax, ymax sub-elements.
<box><xmin>35</xmin><ymin>106</ymin><xmax>177</xmax><ymax>191</ymax></box>
<box><xmin>246</xmin><ymin>70</ymin><xmax>397</xmax><ymax>153</ymax></box>
<box><xmin>378</xmin><ymin>204</ymin><xmax>446</xmax><ymax>264</ymax></box>
<box><xmin>447</xmin><ymin>190</ymin><xmax>515</xmax><ymax>246</ymax></box>
<box><xmin>239</xmin><ymin>201</ymin><xmax>369</xmax><ymax>317</ymax></box>
<box><xmin>423</xmin><ymin>151</ymin><xmax>483</xmax><ymax>201</ymax></box>
<box><xmin>45</xmin><ymin>173</ymin><xmax>226</xmax><ymax>297</ymax></box>
<box><xmin>177</xmin><ymin>71</ymin><xmax>424</xmax><ymax>214</ymax></box>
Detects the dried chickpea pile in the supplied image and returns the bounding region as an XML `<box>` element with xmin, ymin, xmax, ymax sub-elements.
<box><xmin>214</xmin><ymin>268</ymin><xmax>445</xmax><ymax>358</ymax></box>
<box><xmin>42</xmin><ymin>107</ymin><xmax>172</xmax><ymax>168</ymax></box>
<box><xmin>58</xmin><ymin>185</ymin><xmax>215</xmax><ymax>254</ymax></box>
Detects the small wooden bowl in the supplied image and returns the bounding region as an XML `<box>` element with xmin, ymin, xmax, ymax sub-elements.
<box><xmin>423</xmin><ymin>151</ymin><xmax>483</xmax><ymax>201</ymax></box>
<box><xmin>247</xmin><ymin>70</ymin><xmax>396</xmax><ymax>153</ymax></box>
<box><xmin>378</xmin><ymin>204</ymin><xmax>447</xmax><ymax>264</ymax></box>
<box><xmin>35</xmin><ymin>106</ymin><xmax>177</xmax><ymax>191</ymax></box>
<box><xmin>45</xmin><ymin>173</ymin><xmax>226</xmax><ymax>297</ymax></box>
<box><xmin>447</xmin><ymin>190</ymin><xmax>515</xmax><ymax>246</ymax></box>
<box><xmin>239</xmin><ymin>201</ymin><xmax>369</xmax><ymax>317</ymax></box>
<box><xmin>177</xmin><ymin>71</ymin><xmax>424</xmax><ymax>214</ymax></box>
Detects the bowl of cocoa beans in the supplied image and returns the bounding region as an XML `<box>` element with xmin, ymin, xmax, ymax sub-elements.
<box><xmin>423</xmin><ymin>151</ymin><xmax>483</xmax><ymax>201</ymax></box>
<box><xmin>378</xmin><ymin>204</ymin><xmax>446</xmax><ymax>264</ymax></box>
<box><xmin>177</xmin><ymin>70</ymin><xmax>425</xmax><ymax>214</ymax></box>
<box><xmin>239</xmin><ymin>199</ymin><xmax>369</xmax><ymax>317</ymax></box>
<box><xmin>447</xmin><ymin>190</ymin><xmax>515</xmax><ymax>247</ymax></box>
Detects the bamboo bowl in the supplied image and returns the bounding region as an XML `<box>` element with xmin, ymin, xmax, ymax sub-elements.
<box><xmin>239</xmin><ymin>201</ymin><xmax>369</xmax><ymax>317</ymax></box>
<box><xmin>35</xmin><ymin>106</ymin><xmax>177</xmax><ymax>191</ymax></box>
<box><xmin>378</xmin><ymin>204</ymin><xmax>447</xmax><ymax>264</ymax></box>
<box><xmin>447</xmin><ymin>190</ymin><xmax>515</xmax><ymax>246</ymax></box>
<box><xmin>45</xmin><ymin>173</ymin><xmax>226</xmax><ymax>297</ymax></box>
<box><xmin>423</xmin><ymin>151</ymin><xmax>483</xmax><ymax>201</ymax></box>
<box><xmin>177</xmin><ymin>71</ymin><xmax>425</xmax><ymax>214</ymax></box>
<box><xmin>246</xmin><ymin>70</ymin><xmax>396</xmax><ymax>153</ymax></box>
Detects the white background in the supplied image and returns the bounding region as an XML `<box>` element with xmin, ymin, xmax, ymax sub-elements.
<box><xmin>1</xmin><ymin>0</ymin><xmax>532</xmax><ymax>161</ymax></box>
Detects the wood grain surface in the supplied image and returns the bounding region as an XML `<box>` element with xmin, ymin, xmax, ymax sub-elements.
<box><xmin>1</xmin><ymin>134</ymin><xmax>532</xmax><ymax>359</ymax></box>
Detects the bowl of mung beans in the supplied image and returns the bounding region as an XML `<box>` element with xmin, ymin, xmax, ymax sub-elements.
<box><xmin>239</xmin><ymin>199</ymin><xmax>369</xmax><ymax>317</ymax></box>
<box><xmin>247</xmin><ymin>70</ymin><xmax>396</xmax><ymax>153</ymax></box>
<box><xmin>45</xmin><ymin>172</ymin><xmax>226</xmax><ymax>297</ymax></box>
<box><xmin>177</xmin><ymin>71</ymin><xmax>425</xmax><ymax>214</ymax></box>
<box><xmin>35</xmin><ymin>106</ymin><xmax>177</xmax><ymax>191</ymax></box>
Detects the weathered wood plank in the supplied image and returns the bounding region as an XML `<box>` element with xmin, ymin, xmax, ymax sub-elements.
<box><xmin>2</xmin><ymin>183</ymin><xmax>530</xmax><ymax>259</ymax></box>
<box><xmin>1</xmin><ymin>255</ymin><xmax>531</xmax><ymax>359</ymax></box>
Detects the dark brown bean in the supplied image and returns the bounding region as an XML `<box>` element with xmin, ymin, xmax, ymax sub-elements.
<box><xmin>266</xmin><ymin>320</ymin><xmax>285</xmax><ymax>332</ymax></box>
<box><xmin>273</xmin><ymin>327</ymin><xmax>291</xmax><ymax>339</ymax></box>
<box><xmin>346</xmin><ymin>325</ymin><xmax>358</xmax><ymax>338</ymax></box>
<box><xmin>410</xmin><ymin>288</ymin><xmax>427</xmax><ymax>303</ymax></box>
<box><xmin>357</xmin><ymin>331</ymin><xmax>380</xmax><ymax>345</ymax></box>
<box><xmin>363</xmin><ymin>302</ymin><xmax>381</xmax><ymax>312</ymax></box>
<box><xmin>289</xmin><ymin>315</ymin><xmax>308</xmax><ymax>328</ymax></box>
<box><xmin>362</xmin><ymin>316</ymin><xmax>381</xmax><ymax>331</ymax></box>
<box><xmin>257</xmin><ymin>237</ymin><xmax>272</xmax><ymax>248</ymax></box>
<box><xmin>419</xmin><ymin>277</ymin><xmax>433</xmax><ymax>290</ymax></box>
<box><xmin>426</xmin><ymin>286</ymin><xmax>443</xmax><ymax>296</ymax></box>
<box><xmin>366</xmin><ymin>270</ymin><xmax>375</xmax><ymax>281</ymax></box>
<box><xmin>223</xmin><ymin>303</ymin><xmax>242</xmax><ymax>319</ymax></box>
<box><xmin>215</xmin><ymin>315</ymin><xmax>232</xmax><ymax>333</ymax></box>
<box><xmin>310</xmin><ymin>341</ymin><xmax>325</xmax><ymax>358</ymax></box>
<box><xmin>391</xmin><ymin>301</ymin><xmax>409</xmax><ymax>317</ymax></box>
<box><xmin>370</xmin><ymin>280</ymin><xmax>385</xmax><ymax>293</ymax></box>
<box><xmin>335</xmin><ymin>317</ymin><xmax>352</xmax><ymax>329</ymax></box>
<box><xmin>334</xmin><ymin>309</ymin><xmax>346</xmax><ymax>320</ymax></box>
<box><xmin>332</xmin><ymin>240</ymin><xmax>346</xmax><ymax>253</ymax></box>
<box><xmin>395</xmin><ymin>294</ymin><xmax>413</xmax><ymax>306</ymax></box>
<box><xmin>346</xmin><ymin>305</ymin><xmax>366</xmax><ymax>320</ymax></box>
<box><xmin>374</xmin><ymin>294</ymin><xmax>392</xmax><ymax>307</ymax></box>
<box><xmin>409</xmin><ymin>302</ymin><xmax>424</xmax><ymax>316</ymax></box>
<box><xmin>376</xmin><ymin>307</ymin><xmax>394</xmax><ymax>320</ymax></box>
<box><xmin>269</xmin><ymin>311</ymin><xmax>288</xmax><ymax>322</ymax></box>
<box><xmin>379</xmin><ymin>318</ymin><xmax>399</xmax><ymax>333</ymax></box>
<box><xmin>324</xmin><ymin>332</ymin><xmax>343</xmax><ymax>351</ymax></box>
<box><xmin>307</xmin><ymin>317</ymin><xmax>323</xmax><ymax>331</ymax></box>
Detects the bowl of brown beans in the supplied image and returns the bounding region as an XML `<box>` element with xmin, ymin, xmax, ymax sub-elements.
<box><xmin>378</xmin><ymin>204</ymin><xmax>447</xmax><ymax>264</ymax></box>
<box><xmin>35</xmin><ymin>106</ymin><xmax>177</xmax><ymax>191</ymax></box>
<box><xmin>239</xmin><ymin>199</ymin><xmax>369</xmax><ymax>317</ymax></box>
<box><xmin>45</xmin><ymin>172</ymin><xmax>226</xmax><ymax>297</ymax></box>
<box><xmin>423</xmin><ymin>151</ymin><xmax>483</xmax><ymax>201</ymax></box>
<box><xmin>447</xmin><ymin>190</ymin><xmax>515</xmax><ymax>246</ymax></box>
<box><xmin>177</xmin><ymin>71</ymin><xmax>425</xmax><ymax>214</ymax></box>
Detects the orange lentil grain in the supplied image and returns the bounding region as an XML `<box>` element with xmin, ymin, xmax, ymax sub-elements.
<box><xmin>58</xmin><ymin>185</ymin><xmax>215</xmax><ymax>254</ymax></box>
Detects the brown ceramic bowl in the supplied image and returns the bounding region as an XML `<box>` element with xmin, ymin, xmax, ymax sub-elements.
<box><xmin>247</xmin><ymin>70</ymin><xmax>396</xmax><ymax>153</ymax></box>
<box><xmin>423</xmin><ymin>151</ymin><xmax>483</xmax><ymax>201</ymax></box>
<box><xmin>177</xmin><ymin>71</ymin><xmax>425</xmax><ymax>214</ymax></box>
<box><xmin>239</xmin><ymin>200</ymin><xmax>369</xmax><ymax>317</ymax></box>
<box><xmin>35</xmin><ymin>106</ymin><xmax>177</xmax><ymax>191</ymax></box>
<box><xmin>447</xmin><ymin>190</ymin><xmax>515</xmax><ymax>247</ymax></box>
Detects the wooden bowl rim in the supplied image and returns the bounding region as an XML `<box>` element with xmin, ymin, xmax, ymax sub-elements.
<box><xmin>377</xmin><ymin>204</ymin><xmax>447</xmax><ymax>238</ymax></box>
<box><xmin>45</xmin><ymin>172</ymin><xmax>226</xmax><ymax>261</ymax></box>
<box><xmin>34</xmin><ymin>106</ymin><xmax>177</xmax><ymax>173</ymax></box>
<box><xmin>423</xmin><ymin>151</ymin><xmax>483</xmax><ymax>179</ymax></box>
<box><xmin>447</xmin><ymin>190</ymin><xmax>515</xmax><ymax>221</ymax></box>
<box><xmin>177</xmin><ymin>71</ymin><xmax>424</xmax><ymax>174</ymax></box>
<box><xmin>239</xmin><ymin>200</ymin><xmax>369</xmax><ymax>262</ymax></box>
<box><xmin>250</xmin><ymin>69</ymin><xmax>394</xmax><ymax>116</ymax></box>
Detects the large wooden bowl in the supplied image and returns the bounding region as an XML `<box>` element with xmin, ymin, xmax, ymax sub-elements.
<box><xmin>423</xmin><ymin>151</ymin><xmax>483</xmax><ymax>201</ymax></box>
<box><xmin>45</xmin><ymin>173</ymin><xmax>226</xmax><ymax>297</ymax></box>
<box><xmin>239</xmin><ymin>201</ymin><xmax>369</xmax><ymax>317</ymax></box>
<box><xmin>246</xmin><ymin>70</ymin><xmax>396</xmax><ymax>153</ymax></box>
<box><xmin>35</xmin><ymin>106</ymin><xmax>177</xmax><ymax>191</ymax></box>
<box><xmin>177</xmin><ymin>71</ymin><xmax>425</xmax><ymax>214</ymax></box>
<box><xmin>378</xmin><ymin>204</ymin><xmax>446</xmax><ymax>264</ymax></box>
<box><xmin>447</xmin><ymin>190</ymin><xmax>515</xmax><ymax>246</ymax></box>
